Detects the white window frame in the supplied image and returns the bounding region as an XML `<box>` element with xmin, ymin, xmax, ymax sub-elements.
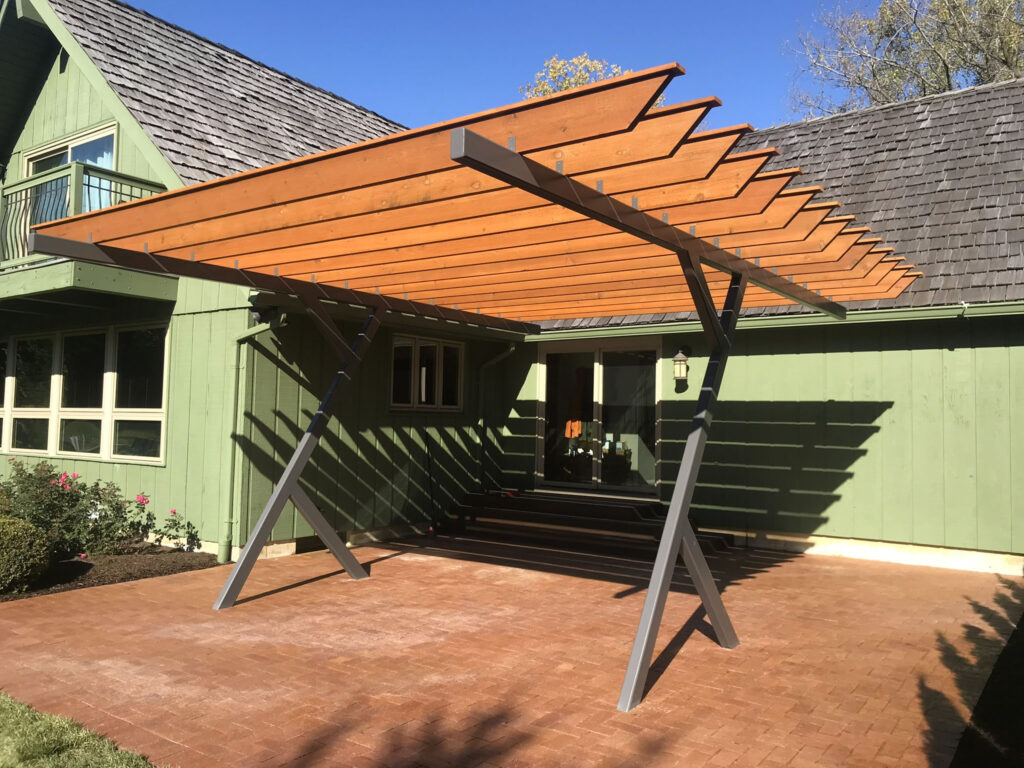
<box><xmin>390</xmin><ymin>335</ymin><xmax>463</xmax><ymax>411</ymax></box>
<box><xmin>0</xmin><ymin>323</ymin><xmax>169</xmax><ymax>464</ymax></box>
<box><xmin>23</xmin><ymin>124</ymin><xmax>118</xmax><ymax>177</ymax></box>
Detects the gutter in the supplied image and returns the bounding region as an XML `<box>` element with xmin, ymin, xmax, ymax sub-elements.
<box><xmin>219</xmin><ymin>314</ymin><xmax>286</xmax><ymax>563</ymax></box>
<box><xmin>527</xmin><ymin>300</ymin><xmax>1024</xmax><ymax>342</ymax></box>
<box><xmin>477</xmin><ymin>343</ymin><xmax>516</xmax><ymax>490</ymax></box>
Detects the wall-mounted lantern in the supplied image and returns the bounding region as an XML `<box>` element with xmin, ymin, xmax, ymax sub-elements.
<box><xmin>673</xmin><ymin>349</ymin><xmax>689</xmax><ymax>383</ymax></box>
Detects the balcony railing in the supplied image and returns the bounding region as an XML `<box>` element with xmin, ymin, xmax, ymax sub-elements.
<box><xmin>0</xmin><ymin>162</ymin><xmax>165</xmax><ymax>264</ymax></box>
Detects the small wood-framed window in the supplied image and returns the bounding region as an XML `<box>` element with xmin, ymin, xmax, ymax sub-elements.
<box><xmin>390</xmin><ymin>336</ymin><xmax>463</xmax><ymax>411</ymax></box>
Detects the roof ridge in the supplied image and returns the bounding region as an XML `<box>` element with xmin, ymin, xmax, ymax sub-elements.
<box><xmin>757</xmin><ymin>76</ymin><xmax>1024</xmax><ymax>133</ymax></box>
<box><xmin>91</xmin><ymin>0</ymin><xmax>405</xmax><ymax>131</ymax></box>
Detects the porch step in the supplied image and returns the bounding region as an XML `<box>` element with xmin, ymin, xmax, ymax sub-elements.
<box><xmin>457</xmin><ymin>518</ymin><xmax>734</xmax><ymax>561</ymax></box>
<box><xmin>459</xmin><ymin>490</ymin><xmax>665</xmax><ymax>522</ymax></box>
<box><xmin>448</xmin><ymin>489</ymin><xmax>735</xmax><ymax>560</ymax></box>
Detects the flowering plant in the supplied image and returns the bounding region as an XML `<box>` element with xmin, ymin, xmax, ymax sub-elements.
<box><xmin>0</xmin><ymin>460</ymin><xmax>154</xmax><ymax>558</ymax></box>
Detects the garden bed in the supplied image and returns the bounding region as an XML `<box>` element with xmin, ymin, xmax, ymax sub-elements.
<box><xmin>0</xmin><ymin>545</ymin><xmax>219</xmax><ymax>603</ymax></box>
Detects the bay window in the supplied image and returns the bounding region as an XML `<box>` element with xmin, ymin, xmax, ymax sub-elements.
<box><xmin>0</xmin><ymin>325</ymin><xmax>168</xmax><ymax>462</ymax></box>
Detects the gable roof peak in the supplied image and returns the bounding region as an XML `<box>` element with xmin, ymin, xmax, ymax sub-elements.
<box><xmin>45</xmin><ymin>0</ymin><xmax>405</xmax><ymax>185</ymax></box>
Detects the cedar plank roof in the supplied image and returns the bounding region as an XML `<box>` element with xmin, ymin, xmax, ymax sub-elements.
<box><xmin>47</xmin><ymin>0</ymin><xmax>404</xmax><ymax>186</ymax></box>
<box><xmin>542</xmin><ymin>78</ymin><xmax>1024</xmax><ymax>329</ymax></box>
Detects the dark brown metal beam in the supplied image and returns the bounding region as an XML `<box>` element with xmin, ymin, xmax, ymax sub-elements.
<box><xmin>450</xmin><ymin>127</ymin><xmax>846</xmax><ymax>320</ymax></box>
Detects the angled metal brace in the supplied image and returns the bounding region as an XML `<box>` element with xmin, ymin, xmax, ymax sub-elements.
<box><xmin>301</xmin><ymin>295</ymin><xmax>359</xmax><ymax>365</ymax></box>
<box><xmin>678</xmin><ymin>249</ymin><xmax>726</xmax><ymax>350</ymax></box>
<box><xmin>213</xmin><ymin>308</ymin><xmax>382</xmax><ymax>610</ymax></box>
<box><xmin>617</xmin><ymin>268</ymin><xmax>746</xmax><ymax>712</ymax></box>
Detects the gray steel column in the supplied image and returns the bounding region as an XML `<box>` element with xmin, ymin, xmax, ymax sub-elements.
<box><xmin>617</xmin><ymin>270</ymin><xmax>746</xmax><ymax>712</ymax></box>
<box><xmin>213</xmin><ymin>307</ymin><xmax>381</xmax><ymax>610</ymax></box>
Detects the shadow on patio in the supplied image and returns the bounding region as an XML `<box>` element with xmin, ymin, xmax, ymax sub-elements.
<box><xmin>378</xmin><ymin>533</ymin><xmax>796</xmax><ymax>603</ymax></box>
<box><xmin>275</xmin><ymin>699</ymin><xmax>670</xmax><ymax>768</ymax></box>
<box><xmin>925</xmin><ymin>575</ymin><xmax>1024</xmax><ymax>768</ymax></box>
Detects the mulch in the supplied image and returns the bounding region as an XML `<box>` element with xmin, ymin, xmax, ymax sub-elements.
<box><xmin>0</xmin><ymin>547</ymin><xmax>219</xmax><ymax>603</ymax></box>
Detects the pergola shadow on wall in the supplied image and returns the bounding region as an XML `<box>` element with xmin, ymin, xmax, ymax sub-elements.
<box><xmin>29</xmin><ymin>64</ymin><xmax>917</xmax><ymax>711</ymax></box>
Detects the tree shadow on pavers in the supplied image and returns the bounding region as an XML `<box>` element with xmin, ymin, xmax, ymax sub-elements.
<box><xmin>379</xmin><ymin>534</ymin><xmax>798</xmax><ymax>602</ymax></box>
<box><xmin>279</xmin><ymin>704</ymin><xmax>532</xmax><ymax>768</ymax></box>
<box><xmin>918</xmin><ymin>576</ymin><xmax>1024</xmax><ymax>768</ymax></box>
<box><xmin>279</xmin><ymin>702</ymin><xmax>674</xmax><ymax>768</ymax></box>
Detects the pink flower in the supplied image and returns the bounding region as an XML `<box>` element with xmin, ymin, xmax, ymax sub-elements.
<box><xmin>50</xmin><ymin>480</ymin><xmax>56</xmax><ymax>485</ymax></box>
<box><xmin>79</xmin><ymin>553</ymin><xmax>87</xmax><ymax>559</ymax></box>
<box><xmin>169</xmin><ymin>509</ymin><xmax>176</xmax><ymax>515</ymax></box>
<box><xmin>71</xmin><ymin>473</ymin><xmax>79</xmax><ymax>479</ymax></box>
<box><xmin>63</xmin><ymin>485</ymin><xmax>71</xmax><ymax>491</ymax></box>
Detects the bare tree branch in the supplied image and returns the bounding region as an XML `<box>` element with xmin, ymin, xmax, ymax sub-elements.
<box><xmin>792</xmin><ymin>0</ymin><xmax>1024</xmax><ymax>117</ymax></box>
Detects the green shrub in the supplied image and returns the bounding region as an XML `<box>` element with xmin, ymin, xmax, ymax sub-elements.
<box><xmin>0</xmin><ymin>517</ymin><xmax>51</xmax><ymax>593</ymax></box>
<box><xmin>0</xmin><ymin>459</ymin><xmax>154</xmax><ymax>558</ymax></box>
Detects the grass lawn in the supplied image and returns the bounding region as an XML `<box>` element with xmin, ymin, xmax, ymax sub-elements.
<box><xmin>0</xmin><ymin>693</ymin><xmax>155</xmax><ymax>767</ymax></box>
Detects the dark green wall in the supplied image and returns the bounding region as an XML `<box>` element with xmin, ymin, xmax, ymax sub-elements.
<box><xmin>234</xmin><ymin>316</ymin><xmax>517</xmax><ymax>546</ymax></box>
<box><xmin>497</xmin><ymin>315</ymin><xmax>1024</xmax><ymax>555</ymax></box>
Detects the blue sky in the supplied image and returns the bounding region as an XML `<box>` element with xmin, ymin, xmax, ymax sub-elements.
<box><xmin>126</xmin><ymin>0</ymin><xmax>866</xmax><ymax>131</ymax></box>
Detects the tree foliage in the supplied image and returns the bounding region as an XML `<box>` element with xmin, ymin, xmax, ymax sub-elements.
<box><xmin>520</xmin><ymin>54</ymin><xmax>629</xmax><ymax>99</ymax></box>
<box><xmin>795</xmin><ymin>0</ymin><xmax>1024</xmax><ymax>116</ymax></box>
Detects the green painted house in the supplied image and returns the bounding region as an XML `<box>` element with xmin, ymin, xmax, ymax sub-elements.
<box><xmin>2</xmin><ymin>0</ymin><xmax>1022</xmax><ymax>573</ymax></box>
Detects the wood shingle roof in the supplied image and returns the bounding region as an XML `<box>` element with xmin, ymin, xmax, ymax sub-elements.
<box><xmin>542</xmin><ymin>79</ymin><xmax>1024</xmax><ymax>328</ymax></box>
<box><xmin>48</xmin><ymin>0</ymin><xmax>404</xmax><ymax>186</ymax></box>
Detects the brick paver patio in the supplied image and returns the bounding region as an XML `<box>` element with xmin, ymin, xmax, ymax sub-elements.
<box><xmin>1</xmin><ymin>535</ymin><xmax>1020</xmax><ymax>767</ymax></box>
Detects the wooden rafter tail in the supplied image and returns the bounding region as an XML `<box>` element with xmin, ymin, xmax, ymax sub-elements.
<box><xmin>37</xmin><ymin>71</ymin><xmax>676</xmax><ymax>244</ymax></box>
<box><xmin>133</xmin><ymin>130</ymin><xmax>745</xmax><ymax>264</ymax></box>
<box><xmin>665</xmin><ymin>173</ymin><xmax>799</xmax><ymax>223</ymax></box>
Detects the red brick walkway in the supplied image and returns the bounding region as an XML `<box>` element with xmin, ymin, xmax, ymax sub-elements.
<box><xmin>1</xmin><ymin>536</ymin><xmax>1020</xmax><ymax>767</ymax></box>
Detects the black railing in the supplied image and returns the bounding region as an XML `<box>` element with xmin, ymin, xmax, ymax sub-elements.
<box><xmin>0</xmin><ymin>163</ymin><xmax>164</xmax><ymax>263</ymax></box>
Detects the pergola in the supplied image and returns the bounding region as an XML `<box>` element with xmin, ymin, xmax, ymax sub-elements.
<box><xmin>30</xmin><ymin>63</ymin><xmax>917</xmax><ymax>712</ymax></box>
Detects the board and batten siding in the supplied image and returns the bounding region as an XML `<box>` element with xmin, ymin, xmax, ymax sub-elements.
<box><xmin>6</xmin><ymin>48</ymin><xmax>162</xmax><ymax>186</ymax></box>
<box><xmin>0</xmin><ymin>282</ymin><xmax>251</xmax><ymax>545</ymax></box>
<box><xmin>496</xmin><ymin>314</ymin><xmax>1024</xmax><ymax>555</ymax></box>
<box><xmin>667</xmin><ymin>315</ymin><xmax>1024</xmax><ymax>554</ymax></box>
<box><xmin>234</xmin><ymin>317</ymin><xmax>510</xmax><ymax>548</ymax></box>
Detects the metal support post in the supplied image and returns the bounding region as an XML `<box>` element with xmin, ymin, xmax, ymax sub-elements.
<box><xmin>213</xmin><ymin>305</ymin><xmax>382</xmax><ymax>610</ymax></box>
<box><xmin>617</xmin><ymin>268</ymin><xmax>747</xmax><ymax>712</ymax></box>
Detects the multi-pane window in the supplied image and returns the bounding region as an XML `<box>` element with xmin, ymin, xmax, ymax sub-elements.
<box><xmin>0</xmin><ymin>325</ymin><xmax>168</xmax><ymax>462</ymax></box>
<box><xmin>390</xmin><ymin>336</ymin><xmax>462</xmax><ymax>410</ymax></box>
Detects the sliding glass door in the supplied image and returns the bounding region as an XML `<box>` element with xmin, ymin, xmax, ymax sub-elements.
<box><xmin>599</xmin><ymin>351</ymin><xmax>656</xmax><ymax>490</ymax></box>
<box><xmin>541</xmin><ymin>347</ymin><xmax>658</xmax><ymax>492</ymax></box>
<box><xmin>543</xmin><ymin>352</ymin><xmax>596</xmax><ymax>484</ymax></box>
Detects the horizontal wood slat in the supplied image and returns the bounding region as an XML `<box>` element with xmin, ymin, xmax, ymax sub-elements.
<box><xmin>33</xmin><ymin>63</ymin><xmax>915</xmax><ymax>321</ymax></box>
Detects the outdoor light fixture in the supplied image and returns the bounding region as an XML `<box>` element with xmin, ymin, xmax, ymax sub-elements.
<box><xmin>673</xmin><ymin>349</ymin><xmax>689</xmax><ymax>383</ymax></box>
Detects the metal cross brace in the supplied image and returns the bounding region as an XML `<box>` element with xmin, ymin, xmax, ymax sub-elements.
<box><xmin>449</xmin><ymin>126</ymin><xmax>751</xmax><ymax>711</ymax></box>
<box><xmin>213</xmin><ymin>302</ymin><xmax>382</xmax><ymax>610</ymax></box>
<box><xmin>617</xmin><ymin>268</ymin><xmax>746</xmax><ymax>712</ymax></box>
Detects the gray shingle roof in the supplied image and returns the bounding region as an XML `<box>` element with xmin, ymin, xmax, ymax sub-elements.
<box><xmin>47</xmin><ymin>0</ymin><xmax>404</xmax><ymax>186</ymax></box>
<box><xmin>542</xmin><ymin>79</ymin><xmax>1024</xmax><ymax>330</ymax></box>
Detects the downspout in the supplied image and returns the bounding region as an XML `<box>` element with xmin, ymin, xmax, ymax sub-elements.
<box><xmin>477</xmin><ymin>343</ymin><xmax>516</xmax><ymax>490</ymax></box>
<box><xmin>219</xmin><ymin>314</ymin><xmax>286</xmax><ymax>563</ymax></box>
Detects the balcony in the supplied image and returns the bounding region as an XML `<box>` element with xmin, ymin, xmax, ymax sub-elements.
<box><xmin>0</xmin><ymin>162</ymin><xmax>165</xmax><ymax>264</ymax></box>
